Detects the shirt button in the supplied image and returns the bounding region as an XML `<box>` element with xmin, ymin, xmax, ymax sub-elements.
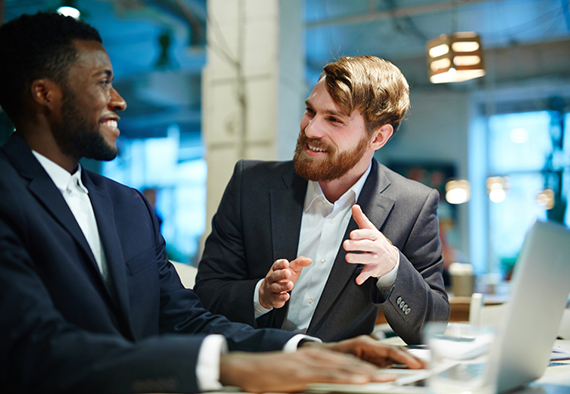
<box><xmin>308</xmin><ymin>298</ymin><xmax>314</xmax><ymax>305</ymax></box>
<box><xmin>328</xmin><ymin>219</ymin><xmax>334</xmax><ymax>224</ymax></box>
<box><xmin>320</xmin><ymin>258</ymin><xmax>326</xmax><ymax>265</ymax></box>
<box><xmin>397</xmin><ymin>296</ymin><xmax>402</xmax><ymax>305</ymax></box>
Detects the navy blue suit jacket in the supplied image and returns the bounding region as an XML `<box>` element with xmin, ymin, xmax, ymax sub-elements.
<box><xmin>0</xmin><ymin>134</ymin><xmax>296</xmax><ymax>394</ymax></box>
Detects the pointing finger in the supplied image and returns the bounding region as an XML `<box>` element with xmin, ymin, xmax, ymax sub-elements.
<box><xmin>352</xmin><ymin>205</ymin><xmax>376</xmax><ymax>230</ymax></box>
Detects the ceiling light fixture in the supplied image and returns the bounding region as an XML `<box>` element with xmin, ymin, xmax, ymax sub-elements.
<box><xmin>486</xmin><ymin>176</ymin><xmax>508</xmax><ymax>203</ymax></box>
<box><xmin>445</xmin><ymin>179</ymin><xmax>471</xmax><ymax>204</ymax></box>
<box><xmin>57</xmin><ymin>0</ymin><xmax>81</xmax><ymax>19</ymax></box>
<box><xmin>426</xmin><ymin>3</ymin><xmax>485</xmax><ymax>84</ymax></box>
<box><xmin>427</xmin><ymin>32</ymin><xmax>485</xmax><ymax>83</ymax></box>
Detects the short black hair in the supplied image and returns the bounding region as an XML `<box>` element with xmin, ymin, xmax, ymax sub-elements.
<box><xmin>0</xmin><ymin>12</ymin><xmax>102</xmax><ymax>120</ymax></box>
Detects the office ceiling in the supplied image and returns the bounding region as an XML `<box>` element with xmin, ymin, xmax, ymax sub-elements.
<box><xmin>2</xmin><ymin>0</ymin><xmax>570</xmax><ymax>140</ymax></box>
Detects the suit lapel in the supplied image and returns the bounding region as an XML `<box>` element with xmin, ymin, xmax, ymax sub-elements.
<box><xmin>2</xmin><ymin>134</ymin><xmax>99</xmax><ymax>275</ymax></box>
<box><xmin>308</xmin><ymin>159</ymin><xmax>396</xmax><ymax>333</ymax></box>
<box><xmin>83</xmin><ymin>172</ymin><xmax>133</xmax><ymax>335</ymax></box>
<box><xmin>269</xmin><ymin>167</ymin><xmax>307</xmax><ymax>328</ymax></box>
<box><xmin>3</xmin><ymin>134</ymin><xmax>131</xmax><ymax>335</ymax></box>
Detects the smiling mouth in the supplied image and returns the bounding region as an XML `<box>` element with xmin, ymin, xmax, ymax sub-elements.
<box><xmin>307</xmin><ymin>143</ymin><xmax>326</xmax><ymax>153</ymax></box>
<box><xmin>101</xmin><ymin>119</ymin><xmax>118</xmax><ymax>130</ymax></box>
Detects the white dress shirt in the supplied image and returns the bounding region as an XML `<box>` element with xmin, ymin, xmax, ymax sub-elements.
<box><xmin>32</xmin><ymin>151</ymin><xmax>110</xmax><ymax>286</ymax></box>
<box><xmin>254</xmin><ymin>163</ymin><xmax>399</xmax><ymax>332</ymax></box>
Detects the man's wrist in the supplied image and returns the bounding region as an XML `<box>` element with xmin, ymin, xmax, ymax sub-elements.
<box><xmin>196</xmin><ymin>334</ymin><xmax>227</xmax><ymax>391</ymax></box>
<box><xmin>254</xmin><ymin>279</ymin><xmax>273</xmax><ymax>318</ymax></box>
<box><xmin>283</xmin><ymin>334</ymin><xmax>321</xmax><ymax>353</ymax></box>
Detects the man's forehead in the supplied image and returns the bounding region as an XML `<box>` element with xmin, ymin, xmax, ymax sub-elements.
<box><xmin>71</xmin><ymin>39</ymin><xmax>112</xmax><ymax>71</ymax></box>
<box><xmin>306</xmin><ymin>80</ymin><xmax>349</xmax><ymax>117</ymax></box>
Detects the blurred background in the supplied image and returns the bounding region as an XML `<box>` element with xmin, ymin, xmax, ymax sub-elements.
<box><xmin>1</xmin><ymin>0</ymin><xmax>569</xmax><ymax>287</ymax></box>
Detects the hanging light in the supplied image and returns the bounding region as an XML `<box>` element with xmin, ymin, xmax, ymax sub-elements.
<box><xmin>486</xmin><ymin>176</ymin><xmax>508</xmax><ymax>203</ymax></box>
<box><xmin>445</xmin><ymin>179</ymin><xmax>471</xmax><ymax>204</ymax></box>
<box><xmin>57</xmin><ymin>0</ymin><xmax>81</xmax><ymax>20</ymax></box>
<box><xmin>155</xmin><ymin>30</ymin><xmax>174</xmax><ymax>70</ymax></box>
<box><xmin>536</xmin><ymin>189</ymin><xmax>555</xmax><ymax>210</ymax></box>
<box><xmin>427</xmin><ymin>32</ymin><xmax>485</xmax><ymax>84</ymax></box>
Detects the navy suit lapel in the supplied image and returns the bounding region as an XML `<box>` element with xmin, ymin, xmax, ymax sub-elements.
<box><xmin>269</xmin><ymin>167</ymin><xmax>307</xmax><ymax>328</ymax></box>
<box><xmin>2</xmin><ymin>134</ymin><xmax>98</xmax><ymax>274</ymax></box>
<box><xmin>308</xmin><ymin>159</ymin><xmax>395</xmax><ymax>333</ymax></box>
<box><xmin>83</xmin><ymin>172</ymin><xmax>133</xmax><ymax>335</ymax></box>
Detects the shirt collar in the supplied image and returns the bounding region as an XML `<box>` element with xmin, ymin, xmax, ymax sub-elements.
<box><xmin>31</xmin><ymin>151</ymin><xmax>88</xmax><ymax>194</ymax></box>
<box><xmin>304</xmin><ymin>161</ymin><xmax>372</xmax><ymax>212</ymax></box>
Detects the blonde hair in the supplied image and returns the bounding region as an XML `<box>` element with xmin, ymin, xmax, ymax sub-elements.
<box><xmin>322</xmin><ymin>56</ymin><xmax>410</xmax><ymax>135</ymax></box>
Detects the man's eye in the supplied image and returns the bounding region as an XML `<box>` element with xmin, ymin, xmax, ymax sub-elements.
<box><xmin>305</xmin><ymin>108</ymin><xmax>315</xmax><ymax>115</ymax></box>
<box><xmin>329</xmin><ymin>117</ymin><xmax>341</xmax><ymax>123</ymax></box>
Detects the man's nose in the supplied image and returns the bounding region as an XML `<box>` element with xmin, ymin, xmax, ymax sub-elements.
<box><xmin>109</xmin><ymin>87</ymin><xmax>127</xmax><ymax>112</ymax></box>
<box><xmin>303</xmin><ymin>116</ymin><xmax>324</xmax><ymax>139</ymax></box>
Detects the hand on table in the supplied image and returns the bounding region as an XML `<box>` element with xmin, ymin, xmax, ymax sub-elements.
<box><xmin>343</xmin><ymin>205</ymin><xmax>399</xmax><ymax>285</ymax></box>
<box><xmin>220</xmin><ymin>346</ymin><xmax>398</xmax><ymax>393</ymax></box>
<box><xmin>311</xmin><ymin>335</ymin><xmax>426</xmax><ymax>369</ymax></box>
<box><xmin>259</xmin><ymin>256</ymin><xmax>312</xmax><ymax>309</ymax></box>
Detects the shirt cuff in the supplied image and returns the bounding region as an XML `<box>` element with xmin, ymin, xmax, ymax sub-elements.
<box><xmin>376</xmin><ymin>250</ymin><xmax>400</xmax><ymax>290</ymax></box>
<box><xmin>283</xmin><ymin>334</ymin><xmax>321</xmax><ymax>353</ymax></box>
<box><xmin>196</xmin><ymin>334</ymin><xmax>227</xmax><ymax>391</ymax></box>
<box><xmin>254</xmin><ymin>278</ymin><xmax>273</xmax><ymax>318</ymax></box>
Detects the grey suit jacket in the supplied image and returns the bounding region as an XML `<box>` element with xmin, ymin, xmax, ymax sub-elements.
<box><xmin>194</xmin><ymin>159</ymin><xmax>450</xmax><ymax>344</ymax></box>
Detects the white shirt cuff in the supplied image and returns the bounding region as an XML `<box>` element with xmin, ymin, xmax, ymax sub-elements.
<box><xmin>196</xmin><ymin>334</ymin><xmax>227</xmax><ymax>391</ymax></box>
<box><xmin>283</xmin><ymin>334</ymin><xmax>321</xmax><ymax>353</ymax></box>
<box><xmin>253</xmin><ymin>279</ymin><xmax>273</xmax><ymax>318</ymax></box>
<box><xmin>376</xmin><ymin>250</ymin><xmax>400</xmax><ymax>290</ymax></box>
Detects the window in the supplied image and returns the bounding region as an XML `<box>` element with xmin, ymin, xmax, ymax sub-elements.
<box><xmin>101</xmin><ymin>126</ymin><xmax>206</xmax><ymax>265</ymax></box>
<box><xmin>484</xmin><ymin>110</ymin><xmax>568</xmax><ymax>277</ymax></box>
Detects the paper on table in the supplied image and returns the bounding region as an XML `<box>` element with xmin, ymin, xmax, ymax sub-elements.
<box><xmin>551</xmin><ymin>348</ymin><xmax>570</xmax><ymax>361</ymax></box>
<box><xmin>306</xmin><ymin>382</ymin><xmax>427</xmax><ymax>394</ymax></box>
<box><xmin>306</xmin><ymin>368</ymin><xmax>431</xmax><ymax>394</ymax></box>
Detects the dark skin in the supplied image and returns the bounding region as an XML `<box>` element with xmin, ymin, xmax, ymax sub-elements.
<box><xmin>15</xmin><ymin>39</ymin><xmax>426</xmax><ymax>393</ymax></box>
<box><xmin>221</xmin><ymin>336</ymin><xmax>426</xmax><ymax>393</ymax></box>
<box><xmin>15</xmin><ymin>40</ymin><xmax>126</xmax><ymax>174</ymax></box>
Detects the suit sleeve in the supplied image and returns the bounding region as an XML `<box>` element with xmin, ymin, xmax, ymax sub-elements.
<box><xmin>373</xmin><ymin>189</ymin><xmax>450</xmax><ymax>345</ymax></box>
<box><xmin>194</xmin><ymin>161</ymin><xmax>264</xmax><ymax>327</ymax></box>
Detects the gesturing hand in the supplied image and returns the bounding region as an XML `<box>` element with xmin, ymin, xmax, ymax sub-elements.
<box><xmin>343</xmin><ymin>204</ymin><xmax>399</xmax><ymax>285</ymax></box>
<box><xmin>259</xmin><ymin>256</ymin><xmax>312</xmax><ymax>309</ymax></box>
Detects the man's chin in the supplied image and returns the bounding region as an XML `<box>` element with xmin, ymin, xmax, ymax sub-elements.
<box><xmin>294</xmin><ymin>159</ymin><xmax>332</xmax><ymax>182</ymax></box>
<box><xmin>84</xmin><ymin>146</ymin><xmax>118</xmax><ymax>162</ymax></box>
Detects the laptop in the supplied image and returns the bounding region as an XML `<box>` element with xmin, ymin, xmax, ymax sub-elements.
<box><xmin>307</xmin><ymin>220</ymin><xmax>570</xmax><ymax>393</ymax></box>
<box><xmin>487</xmin><ymin>219</ymin><xmax>570</xmax><ymax>392</ymax></box>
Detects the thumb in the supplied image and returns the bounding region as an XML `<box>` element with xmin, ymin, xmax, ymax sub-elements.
<box><xmin>352</xmin><ymin>205</ymin><xmax>376</xmax><ymax>230</ymax></box>
<box><xmin>290</xmin><ymin>256</ymin><xmax>312</xmax><ymax>272</ymax></box>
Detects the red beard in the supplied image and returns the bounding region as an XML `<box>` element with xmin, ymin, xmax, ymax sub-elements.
<box><xmin>293</xmin><ymin>130</ymin><xmax>370</xmax><ymax>182</ymax></box>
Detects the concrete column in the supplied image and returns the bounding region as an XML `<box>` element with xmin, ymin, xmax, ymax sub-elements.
<box><xmin>201</xmin><ymin>0</ymin><xmax>305</xmax><ymax>249</ymax></box>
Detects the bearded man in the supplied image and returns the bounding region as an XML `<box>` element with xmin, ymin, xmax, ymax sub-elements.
<box><xmin>194</xmin><ymin>56</ymin><xmax>450</xmax><ymax>345</ymax></box>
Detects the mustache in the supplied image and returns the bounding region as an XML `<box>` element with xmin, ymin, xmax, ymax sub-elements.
<box><xmin>298</xmin><ymin>131</ymin><xmax>328</xmax><ymax>150</ymax></box>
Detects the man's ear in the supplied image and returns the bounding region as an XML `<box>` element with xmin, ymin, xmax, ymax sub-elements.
<box><xmin>30</xmin><ymin>79</ymin><xmax>61</xmax><ymax>111</ymax></box>
<box><xmin>369</xmin><ymin>124</ymin><xmax>393</xmax><ymax>152</ymax></box>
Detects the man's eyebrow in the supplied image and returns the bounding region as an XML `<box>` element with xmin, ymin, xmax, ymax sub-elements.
<box><xmin>304</xmin><ymin>99</ymin><xmax>347</xmax><ymax>118</ymax></box>
<box><xmin>93</xmin><ymin>70</ymin><xmax>113</xmax><ymax>78</ymax></box>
